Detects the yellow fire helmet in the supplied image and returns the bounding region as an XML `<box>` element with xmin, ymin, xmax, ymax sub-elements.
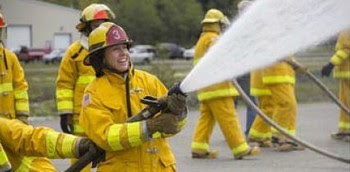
<box><xmin>201</xmin><ymin>9</ymin><xmax>230</xmax><ymax>25</ymax></box>
<box><xmin>84</xmin><ymin>22</ymin><xmax>132</xmax><ymax>65</ymax></box>
<box><xmin>76</xmin><ymin>3</ymin><xmax>116</xmax><ymax>32</ymax></box>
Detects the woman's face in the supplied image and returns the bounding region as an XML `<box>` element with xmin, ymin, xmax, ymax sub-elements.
<box><xmin>104</xmin><ymin>44</ymin><xmax>130</xmax><ymax>72</ymax></box>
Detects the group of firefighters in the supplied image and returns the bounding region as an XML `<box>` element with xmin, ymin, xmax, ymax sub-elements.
<box><xmin>0</xmin><ymin>0</ymin><xmax>349</xmax><ymax>171</ymax></box>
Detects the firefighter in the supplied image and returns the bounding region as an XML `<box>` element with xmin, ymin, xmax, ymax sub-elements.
<box><xmin>190</xmin><ymin>9</ymin><xmax>260</xmax><ymax>159</ymax></box>
<box><xmin>0</xmin><ymin>12</ymin><xmax>58</xmax><ymax>171</ymax></box>
<box><xmin>248</xmin><ymin>57</ymin><xmax>305</xmax><ymax>151</ymax></box>
<box><xmin>321</xmin><ymin>31</ymin><xmax>350</xmax><ymax>142</ymax></box>
<box><xmin>79</xmin><ymin>22</ymin><xmax>187</xmax><ymax>171</ymax></box>
<box><xmin>55</xmin><ymin>3</ymin><xmax>115</xmax><ymax>171</ymax></box>
<box><xmin>56</xmin><ymin>3</ymin><xmax>115</xmax><ymax>134</ymax></box>
<box><xmin>0</xmin><ymin>117</ymin><xmax>100</xmax><ymax>171</ymax></box>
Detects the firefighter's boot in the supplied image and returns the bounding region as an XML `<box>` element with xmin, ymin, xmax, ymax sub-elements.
<box><xmin>192</xmin><ymin>150</ymin><xmax>218</xmax><ymax>159</ymax></box>
<box><xmin>234</xmin><ymin>145</ymin><xmax>260</xmax><ymax>160</ymax></box>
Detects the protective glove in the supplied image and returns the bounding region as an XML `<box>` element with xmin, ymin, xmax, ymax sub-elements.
<box><xmin>16</xmin><ymin>114</ymin><xmax>29</xmax><ymax>125</ymax></box>
<box><xmin>321</xmin><ymin>63</ymin><xmax>334</xmax><ymax>77</ymax></box>
<box><xmin>75</xmin><ymin>138</ymin><xmax>93</xmax><ymax>158</ymax></box>
<box><xmin>164</xmin><ymin>94</ymin><xmax>187</xmax><ymax>117</ymax></box>
<box><xmin>146</xmin><ymin>112</ymin><xmax>180</xmax><ymax>135</ymax></box>
<box><xmin>60</xmin><ymin>113</ymin><xmax>74</xmax><ymax>134</ymax></box>
<box><xmin>74</xmin><ymin>138</ymin><xmax>105</xmax><ymax>167</ymax></box>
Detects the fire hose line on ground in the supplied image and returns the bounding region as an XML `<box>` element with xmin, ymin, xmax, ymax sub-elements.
<box><xmin>288</xmin><ymin>60</ymin><xmax>350</xmax><ymax>116</ymax></box>
<box><xmin>232</xmin><ymin>79</ymin><xmax>350</xmax><ymax>164</ymax></box>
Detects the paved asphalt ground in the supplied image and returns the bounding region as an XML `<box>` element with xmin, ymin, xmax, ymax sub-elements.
<box><xmin>31</xmin><ymin>103</ymin><xmax>350</xmax><ymax>172</ymax></box>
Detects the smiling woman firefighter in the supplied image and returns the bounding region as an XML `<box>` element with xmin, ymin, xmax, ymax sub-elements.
<box><xmin>79</xmin><ymin>22</ymin><xmax>187</xmax><ymax>171</ymax></box>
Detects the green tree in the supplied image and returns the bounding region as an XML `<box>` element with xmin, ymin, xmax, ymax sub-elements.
<box><xmin>40</xmin><ymin>0</ymin><xmax>204</xmax><ymax>46</ymax></box>
<box><xmin>114</xmin><ymin>0</ymin><xmax>163</xmax><ymax>44</ymax></box>
<box><xmin>155</xmin><ymin>0</ymin><xmax>202</xmax><ymax>47</ymax></box>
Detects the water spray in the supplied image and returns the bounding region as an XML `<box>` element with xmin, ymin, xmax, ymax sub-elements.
<box><xmin>180</xmin><ymin>0</ymin><xmax>350</xmax><ymax>92</ymax></box>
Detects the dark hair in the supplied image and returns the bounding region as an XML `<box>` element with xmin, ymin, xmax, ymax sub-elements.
<box><xmin>89</xmin><ymin>50</ymin><xmax>105</xmax><ymax>77</ymax></box>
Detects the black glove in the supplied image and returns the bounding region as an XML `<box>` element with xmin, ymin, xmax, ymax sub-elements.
<box><xmin>60</xmin><ymin>113</ymin><xmax>74</xmax><ymax>134</ymax></box>
<box><xmin>75</xmin><ymin>138</ymin><xmax>105</xmax><ymax>167</ymax></box>
<box><xmin>321</xmin><ymin>63</ymin><xmax>334</xmax><ymax>77</ymax></box>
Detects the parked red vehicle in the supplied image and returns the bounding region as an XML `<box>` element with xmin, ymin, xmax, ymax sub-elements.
<box><xmin>16</xmin><ymin>46</ymin><xmax>51</xmax><ymax>63</ymax></box>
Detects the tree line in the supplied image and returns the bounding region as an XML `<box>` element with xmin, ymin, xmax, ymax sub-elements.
<box><xmin>41</xmin><ymin>0</ymin><xmax>240</xmax><ymax>47</ymax></box>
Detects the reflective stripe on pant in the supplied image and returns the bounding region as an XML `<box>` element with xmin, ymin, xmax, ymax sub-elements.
<box><xmin>249</xmin><ymin>83</ymin><xmax>297</xmax><ymax>140</ymax></box>
<box><xmin>338</xmin><ymin>79</ymin><xmax>350</xmax><ymax>132</ymax></box>
<box><xmin>192</xmin><ymin>97</ymin><xmax>248</xmax><ymax>156</ymax></box>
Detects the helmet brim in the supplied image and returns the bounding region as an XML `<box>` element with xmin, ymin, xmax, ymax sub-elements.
<box><xmin>84</xmin><ymin>40</ymin><xmax>133</xmax><ymax>66</ymax></box>
<box><xmin>76</xmin><ymin>22</ymin><xmax>86</xmax><ymax>32</ymax></box>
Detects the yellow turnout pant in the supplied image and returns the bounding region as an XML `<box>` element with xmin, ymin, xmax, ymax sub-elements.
<box><xmin>192</xmin><ymin>97</ymin><xmax>249</xmax><ymax>156</ymax></box>
<box><xmin>249</xmin><ymin>83</ymin><xmax>297</xmax><ymax>140</ymax></box>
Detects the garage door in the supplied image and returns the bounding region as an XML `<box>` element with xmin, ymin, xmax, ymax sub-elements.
<box><xmin>54</xmin><ymin>33</ymin><xmax>71</xmax><ymax>49</ymax></box>
<box><xmin>7</xmin><ymin>25</ymin><xmax>31</xmax><ymax>50</ymax></box>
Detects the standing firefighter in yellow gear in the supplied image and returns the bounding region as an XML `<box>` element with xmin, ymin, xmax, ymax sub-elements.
<box><xmin>79</xmin><ymin>22</ymin><xmax>187</xmax><ymax>171</ymax></box>
<box><xmin>321</xmin><ymin>31</ymin><xmax>350</xmax><ymax>142</ymax></box>
<box><xmin>191</xmin><ymin>9</ymin><xmax>260</xmax><ymax>159</ymax></box>
<box><xmin>55</xmin><ymin>3</ymin><xmax>115</xmax><ymax>171</ymax></box>
<box><xmin>0</xmin><ymin>117</ymin><xmax>100</xmax><ymax>172</ymax></box>
<box><xmin>0</xmin><ymin>13</ymin><xmax>57</xmax><ymax>171</ymax></box>
<box><xmin>248</xmin><ymin>57</ymin><xmax>305</xmax><ymax>151</ymax></box>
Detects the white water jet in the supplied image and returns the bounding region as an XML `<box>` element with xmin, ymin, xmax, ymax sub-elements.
<box><xmin>181</xmin><ymin>0</ymin><xmax>350</xmax><ymax>93</ymax></box>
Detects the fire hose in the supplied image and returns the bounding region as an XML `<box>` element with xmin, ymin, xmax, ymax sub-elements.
<box><xmin>232</xmin><ymin>79</ymin><xmax>350</xmax><ymax>164</ymax></box>
<box><xmin>287</xmin><ymin>60</ymin><xmax>350</xmax><ymax>116</ymax></box>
